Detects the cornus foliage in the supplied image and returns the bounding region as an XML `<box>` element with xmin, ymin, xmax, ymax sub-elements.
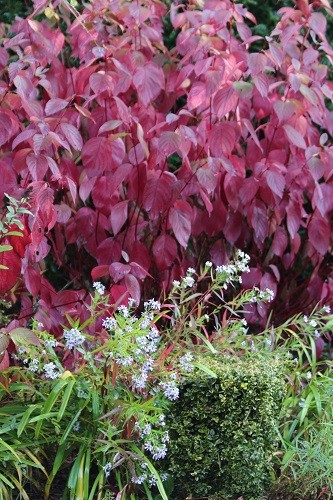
<box><xmin>0</xmin><ymin>0</ymin><xmax>333</xmax><ymax>334</ymax></box>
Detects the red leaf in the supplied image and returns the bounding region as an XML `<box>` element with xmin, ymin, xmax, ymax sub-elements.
<box><xmin>82</xmin><ymin>137</ymin><xmax>112</xmax><ymax>177</ymax></box>
<box><xmin>152</xmin><ymin>234</ymin><xmax>177</xmax><ymax>270</ymax></box>
<box><xmin>110</xmin><ymin>201</ymin><xmax>128</xmax><ymax>236</ymax></box>
<box><xmin>309</xmin><ymin>12</ymin><xmax>326</xmax><ymax>38</ymax></box>
<box><xmin>24</xmin><ymin>267</ymin><xmax>41</xmax><ymax>296</ymax></box>
<box><xmin>143</xmin><ymin>171</ymin><xmax>175</xmax><ymax>219</ymax></box>
<box><xmin>266</xmin><ymin>171</ymin><xmax>285</xmax><ymax>198</ymax></box>
<box><xmin>187</xmin><ymin>82</ymin><xmax>207</xmax><ymax>109</ymax></box>
<box><xmin>271</xmin><ymin>227</ymin><xmax>288</xmax><ymax>257</ymax></box>
<box><xmin>253</xmin><ymin>74</ymin><xmax>269</xmax><ymax>98</ymax></box>
<box><xmin>133</xmin><ymin>62</ymin><xmax>165</xmax><ymax>107</ymax></box>
<box><xmin>274</xmin><ymin>101</ymin><xmax>296</xmax><ymax>123</ymax></box>
<box><xmin>209</xmin><ymin>123</ymin><xmax>236</xmax><ymax>157</ymax></box>
<box><xmin>89</xmin><ymin>72</ymin><xmax>114</xmax><ymax>95</ymax></box>
<box><xmin>82</xmin><ymin>137</ymin><xmax>125</xmax><ymax>177</ymax></box>
<box><xmin>283</xmin><ymin>124</ymin><xmax>307</xmax><ymax>149</ymax></box>
<box><xmin>0</xmin><ymin>250</ymin><xmax>21</xmax><ymax>293</ymax></box>
<box><xmin>158</xmin><ymin>132</ymin><xmax>182</xmax><ymax>156</ymax></box>
<box><xmin>45</xmin><ymin>98</ymin><xmax>68</xmax><ymax>116</ymax></box>
<box><xmin>168</xmin><ymin>200</ymin><xmax>192</xmax><ymax>248</ymax></box>
<box><xmin>286</xmin><ymin>202</ymin><xmax>302</xmax><ymax>239</ymax></box>
<box><xmin>0</xmin><ymin>350</ymin><xmax>9</xmax><ymax>371</ymax></box>
<box><xmin>250</xmin><ymin>201</ymin><xmax>268</xmax><ymax>246</ymax></box>
<box><xmin>0</xmin><ymin>111</ymin><xmax>16</xmax><ymax>146</ymax></box>
<box><xmin>196</xmin><ymin>166</ymin><xmax>217</xmax><ymax>194</ymax></box>
<box><xmin>26</xmin><ymin>154</ymin><xmax>49</xmax><ymax>181</ymax></box>
<box><xmin>212</xmin><ymin>86</ymin><xmax>238</xmax><ymax>118</ymax></box>
<box><xmin>109</xmin><ymin>262</ymin><xmax>131</xmax><ymax>282</ymax></box>
<box><xmin>91</xmin><ymin>265</ymin><xmax>109</xmax><ymax>280</ymax></box>
<box><xmin>60</xmin><ymin>123</ymin><xmax>83</xmax><ymax>151</ymax></box>
<box><xmin>123</xmin><ymin>274</ymin><xmax>141</xmax><ymax>306</ymax></box>
<box><xmin>308</xmin><ymin>214</ymin><xmax>330</xmax><ymax>255</ymax></box>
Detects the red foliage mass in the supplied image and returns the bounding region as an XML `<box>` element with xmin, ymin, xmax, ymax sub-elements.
<box><xmin>0</xmin><ymin>0</ymin><xmax>333</xmax><ymax>332</ymax></box>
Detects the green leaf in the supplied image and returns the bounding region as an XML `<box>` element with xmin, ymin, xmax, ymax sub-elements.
<box><xmin>5</xmin><ymin>231</ymin><xmax>23</xmax><ymax>237</ymax></box>
<box><xmin>193</xmin><ymin>362</ymin><xmax>218</xmax><ymax>378</ymax></box>
<box><xmin>35</xmin><ymin>379</ymin><xmax>68</xmax><ymax>437</ymax></box>
<box><xmin>0</xmin><ymin>438</ymin><xmax>21</xmax><ymax>461</ymax></box>
<box><xmin>0</xmin><ymin>335</ymin><xmax>9</xmax><ymax>357</ymax></box>
<box><xmin>192</xmin><ymin>331</ymin><xmax>218</xmax><ymax>354</ymax></box>
<box><xmin>0</xmin><ymin>471</ymin><xmax>15</xmax><ymax>489</ymax></box>
<box><xmin>9</xmin><ymin>328</ymin><xmax>41</xmax><ymax>347</ymax></box>
<box><xmin>83</xmin><ymin>447</ymin><xmax>91</xmax><ymax>499</ymax></box>
<box><xmin>299</xmin><ymin>392</ymin><xmax>314</xmax><ymax>425</ymax></box>
<box><xmin>17</xmin><ymin>404</ymin><xmax>38</xmax><ymax>437</ymax></box>
<box><xmin>57</xmin><ymin>379</ymin><xmax>76</xmax><ymax>422</ymax></box>
<box><xmin>131</xmin><ymin>445</ymin><xmax>168</xmax><ymax>500</ymax></box>
<box><xmin>45</xmin><ymin>443</ymin><xmax>68</xmax><ymax>498</ymax></box>
<box><xmin>59</xmin><ymin>407</ymin><xmax>84</xmax><ymax>445</ymax></box>
<box><xmin>0</xmin><ymin>244</ymin><xmax>13</xmax><ymax>253</ymax></box>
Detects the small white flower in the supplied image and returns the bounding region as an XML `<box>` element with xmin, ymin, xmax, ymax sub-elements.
<box><xmin>323</xmin><ymin>305</ymin><xmax>331</xmax><ymax>313</ymax></box>
<box><xmin>144</xmin><ymin>299</ymin><xmax>161</xmax><ymax>311</ymax></box>
<box><xmin>179</xmin><ymin>352</ymin><xmax>194</xmax><ymax>372</ymax></box>
<box><xmin>102</xmin><ymin>317</ymin><xmax>117</xmax><ymax>330</ymax></box>
<box><xmin>160</xmin><ymin>381</ymin><xmax>179</xmax><ymax>400</ymax></box>
<box><xmin>93</xmin><ymin>281</ymin><xmax>105</xmax><ymax>295</ymax></box>
<box><xmin>117</xmin><ymin>305</ymin><xmax>129</xmax><ymax>318</ymax></box>
<box><xmin>63</xmin><ymin>328</ymin><xmax>85</xmax><ymax>350</ymax></box>
<box><xmin>103</xmin><ymin>462</ymin><xmax>112</xmax><ymax>478</ymax></box>
<box><xmin>306</xmin><ymin>372</ymin><xmax>312</xmax><ymax>380</ymax></box>
<box><xmin>309</xmin><ymin>319</ymin><xmax>317</xmax><ymax>328</ymax></box>
<box><xmin>128</xmin><ymin>298</ymin><xmax>136</xmax><ymax>308</ymax></box>
<box><xmin>44</xmin><ymin>339</ymin><xmax>58</xmax><ymax>348</ymax></box>
<box><xmin>28</xmin><ymin>358</ymin><xmax>39</xmax><ymax>372</ymax></box>
<box><xmin>205</xmin><ymin>261</ymin><xmax>212</xmax><ymax>268</ymax></box>
<box><xmin>314</xmin><ymin>330</ymin><xmax>321</xmax><ymax>338</ymax></box>
<box><xmin>303</xmin><ymin>315</ymin><xmax>308</xmax><ymax>323</ymax></box>
<box><xmin>187</xmin><ymin>267</ymin><xmax>196</xmax><ymax>275</ymax></box>
<box><xmin>182</xmin><ymin>276</ymin><xmax>195</xmax><ymax>288</ymax></box>
<box><xmin>116</xmin><ymin>356</ymin><xmax>133</xmax><ymax>367</ymax></box>
<box><xmin>73</xmin><ymin>421</ymin><xmax>80</xmax><ymax>431</ymax></box>
<box><xmin>43</xmin><ymin>362</ymin><xmax>60</xmax><ymax>379</ymax></box>
<box><xmin>172</xmin><ymin>280</ymin><xmax>180</xmax><ymax>288</ymax></box>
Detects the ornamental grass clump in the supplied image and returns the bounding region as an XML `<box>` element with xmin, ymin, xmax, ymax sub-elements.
<box><xmin>165</xmin><ymin>355</ymin><xmax>286</xmax><ymax>500</ymax></box>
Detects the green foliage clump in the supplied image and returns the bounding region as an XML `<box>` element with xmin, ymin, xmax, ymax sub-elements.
<box><xmin>166</xmin><ymin>354</ymin><xmax>286</xmax><ymax>500</ymax></box>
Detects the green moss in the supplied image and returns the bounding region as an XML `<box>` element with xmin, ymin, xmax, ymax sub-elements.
<box><xmin>166</xmin><ymin>354</ymin><xmax>286</xmax><ymax>500</ymax></box>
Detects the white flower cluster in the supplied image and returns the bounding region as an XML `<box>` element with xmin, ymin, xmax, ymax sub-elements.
<box><xmin>250</xmin><ymin>287</ymin><xmax>275</xmax><ymax>303</ymax></box>
<box><xmin>159</xmin><ymin>380</ymin><xmax>179</xmax><ymax>400</ymax></box>
<box><xmin>135</xmin><ymin>419</ymin><xmax>170</xmax><ymax>461</ymax></box>
<box><xmin>303</xmin><ymin>315</ymin><xmax>322</xmax><ymax>338</ymax></box>
<box><xmin>63</xmin><ymin>328</ymin><xmax>85</xmax><ymax>349</ymax></box>
<box><xmin>103</xmin><ymin>462</ymin><xmax>113</xmax><ymax>478</ymax></box>
<box><xmin>92</xmin><ymin>281</ymin><xmax>105</xmax><ymax>295</ymax></box>
<box><xmin>144</xmin><ymin>299</ymin><xmax>161</xmax><ymax>311</ymax></box>
<box><xmin>216</xmin><ymin>251</ymin><xmax>250</xmax><ymax>289</ymax></box>
<box><xmin>43</xmin><ymin>362</ymin><xmax>60</xmax><ymax>379</ymax></box>
<box><xmin>131</xmin><ymin>460</ymin><xmax>168</xmax><ymax>486</ymax></box>
<box><xmin>117</xmin><ymin>304</ymin><xmax>130</xmax><ymax>317</ymax></box>
<box><xmin>179</xmin><ymin>352</ymin><xmax>194</xmax><ymax>372</ymax></box>
<box><xmin>44</xmin><ymin>339</ymin><xmax>58</xmax><ymax>348</ymax></box>
<box><xmin>102</xmin><ymin>316</ymin><xmax>117</xmax><ymax>330</ymax></box>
